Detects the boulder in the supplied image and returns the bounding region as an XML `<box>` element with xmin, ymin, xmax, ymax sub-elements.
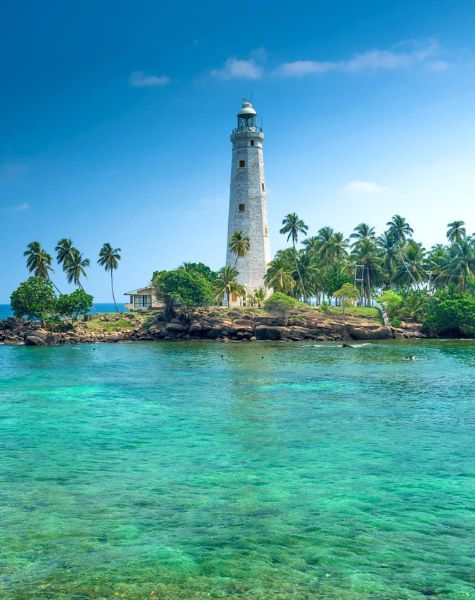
<box><xmin>25</xmin><ymin>335</ymin><xmax>47</xmax><ymax>346</ymax></box>
<box><xmin>166</xmin><ymin>322</ymin><xmax>185</xmax><ymax>333</ymax></box>
<box><xmin>347</xmin><ymin>325</ymin><xmax>392</xmax><ymax>340</ymax></box>
<box><xmin>255</xmin><ymin>325</ymin><xmax>290</xmax><ymax>340</ymax></box>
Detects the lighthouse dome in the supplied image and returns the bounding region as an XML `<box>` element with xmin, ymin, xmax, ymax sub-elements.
<box><xmin>238</xmin><ymin>100</ymin><xmax>257</xmax><ymax>116</ymax></box>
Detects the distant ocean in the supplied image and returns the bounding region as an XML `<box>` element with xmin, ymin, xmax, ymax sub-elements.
<box><xmin>0</xmin><ymin>303</ymin><xmax>126</xmax><ymax>319</ymax></box>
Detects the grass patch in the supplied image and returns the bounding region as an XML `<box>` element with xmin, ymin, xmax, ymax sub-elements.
<box><xmin>327</xmin><ymin>305</ymin><xmax>382</xmax><ymax>321</ymax></box>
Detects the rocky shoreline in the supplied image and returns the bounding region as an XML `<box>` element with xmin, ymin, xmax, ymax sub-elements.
<box><xmin>0</xmin><ymin>308</ymin><xmax>426</xmax><ymax>346</ymax></box>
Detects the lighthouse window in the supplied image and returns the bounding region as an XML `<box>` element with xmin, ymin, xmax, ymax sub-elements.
<box><xmin>261</xmin><ymin>182</ymin><xmax>265</xmax><ymax>191</ymax></box>
<box><xmin>231</xmin><ymin>293</ymin><xmax>238</xmax><ymax>302</ymax></box>
<box><xmin>239</xmin><ymin>160</ymin><xmax>245</xmax><ymax>168</ymax></box>
<box><xmin>250</xmin><ymin>140</ymin><xmax>254</xmax><ymax>146</ymax></box>
<box><xmin>238</xmin><ymin>249</ymin><xmax>245</xmax><ymax>257</ymax></box>
<box><xmin>238</xmin><ymin>203</ymin><xmax>245</xmax><ymax>213</ymax></box>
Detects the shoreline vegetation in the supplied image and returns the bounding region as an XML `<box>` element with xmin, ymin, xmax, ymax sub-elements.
<box><xmin>1</xmin><ymin>305</ymin><xmax>425</xmax><ymax>346</ymax></box>
<box><xmin>4</xmin><ymin>214</ymin><xmax>475</xmax><ymax>344</ymax></box>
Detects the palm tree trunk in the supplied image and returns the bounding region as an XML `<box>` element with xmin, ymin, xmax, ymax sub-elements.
<box><xmin>293</xmin><ymin>239</ymin><xmax>306</xmax><ymax>301</ymax></box>
<box><xmin>111</xmin><ymin>270</ymin><xmax>118</xmax><ymax>312</ymax></box>
<box><xmin>49</xmin><ymin>276</ymin><xmax>61</xmax><ymax>296</ymax></box>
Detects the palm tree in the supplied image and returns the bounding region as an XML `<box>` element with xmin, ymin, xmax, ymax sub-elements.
<box><xmin>350</xmin><ymin>223</ymin><xmax>376</xmax><ymax>250</ymax></box>
<box><xmin>265</xmin><ymin>250</ymin><xmax>295</xmax><ymax>293</ymax></box>
<box><xmin>280</xmin><ymin>213</ymin><xmax>308</xmax><ymax>298</ymax></box>
<box><xmin>24</xmin><ymin>241</ymin><xmax>60</xmax><ymax>293</ymax></box>
<box><xmin>55</xmin><ymin>238</ymin><xmax>76</xmax><ymax>270</ymax></box>
<box><xmin>395</xmin><ymin>240</ymin><xmax>427</xmax><ymax>288</ymax></box>
<box><xmin>65</xmin><ymin>249</ymin><xmax>90</xmax><ymax>289</ymax></box>
<box><xmin>351</xmin><ymin>239</ymin><xmax>382</xmax><ymax>305</ymax></box>
<box><xmin>386</xmin><ymin>215</ymin><xmax>416</xmax><ymax>284</ymax></box>
<box><xmin>446</xmin><ymin>221</ymin><xmax>466</xmax><ymax>244</ymax></box>
<box><xmin>253</xmin><ymin>288</ymin><xmax>266</xmax><ymax>308</ymax></box>
<box><xmin>386</xmin><ymin>214</ymin><xmax>414</xmax><ymax>245</ymax></box>
<box><xmin>445</xmin><ymin>238</ymin><xmax>475</xmax><ymax>291</ymax></box>
<box><xmin>377</xmin><ymin>231</ymin><xmax>398</xmax><ymax>289</ymax></box>
<box><xmin>98</xmin><ymin>243</ymin><xmax>122</xmax><ymax>312</ymax></box>
<box><xmin>229</xmin><ymin>230</ymin><xmax>250</xmax><ymax>267</ymax></box>
<box><xmin>214</xmin><ymin>266</ymin><xmax>245</xmax><ymax>307</ymax></box>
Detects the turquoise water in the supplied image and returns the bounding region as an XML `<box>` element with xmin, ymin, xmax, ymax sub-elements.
<box><xmin>0</xmin><ymin>341</ymin><xmax>474</xmax><ymax>599</ymax></box>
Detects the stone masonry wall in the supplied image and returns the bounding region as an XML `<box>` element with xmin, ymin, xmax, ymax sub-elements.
<box><xmin>226</xmin><ymin>128</ymin><xmax>271</xmax><ymax>303</ymax></box>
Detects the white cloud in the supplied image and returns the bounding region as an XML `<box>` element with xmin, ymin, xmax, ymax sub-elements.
<box><xmin>4</xmin><ymin>202</ymin><xmax>30</xmax><ymax>213</ymax></box>
<box><xmin>343</xmin><ymin>180</ymin><xmax>389</xmax><ymax>193</ymax></box>
<box><xmin>276</xmin><ymin>60</ymin><xmax>335</xmax><ymax>77</ymax></box>
<box><xmin>274</xmin><ymin>40</ymin><xmax>443</xmax><ymax>78</ymax></box>
<box><xmin>129</xmin><ymin>70</ymin><xmax>170</xmax><ymax>87</ymax></box>
<box><xmin>211</xmin><ymin>58</ymin><xmax>262</xmax><ymax>80</ymax></box>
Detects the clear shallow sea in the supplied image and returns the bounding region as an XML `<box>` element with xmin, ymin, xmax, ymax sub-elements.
<box><xmin>0</xmin><ymin>303</ymin><xmax>126</xmax><ymax>319</ymax></box>
<box><xmin>0</xmin><ymin>340</ymin><xmax>474</xmax><ymax>599</ymax></box>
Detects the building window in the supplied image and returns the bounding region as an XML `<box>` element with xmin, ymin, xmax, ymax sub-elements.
<box><xmin>239</xmin><ymin>160</ymin><xmax>245</xmax><ymax>168</ymax></box>
<box><xmin>261</xmin><ymin>182</ymin><xmax>265</xmax><ymax>191</ymax></box>
<box><xmin>134</xmin><ymin>295</ymin><xmax>151</xmax><ymax>308</ymax></box>
<box><xmin>250</xmin><ymin>140</ymin><xmax>254</xmax><ymax>146</ymax></box>
<box><xmin>238</xmin><ymin>203</ymin><xmax>245</xmax><ymax>213</ymax></box>
<box><xmin>231</xmin><ymin>292</ymin><xmax>238</xmax><ymax>302</ymax></box>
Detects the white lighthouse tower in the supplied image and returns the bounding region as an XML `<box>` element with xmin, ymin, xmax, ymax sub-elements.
<box><xmin>225</xmin><ymin>99</ymin><xmax>271</xmax><ymax>306</ymax></box>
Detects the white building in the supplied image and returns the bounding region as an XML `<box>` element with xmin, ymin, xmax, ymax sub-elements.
<box><xmin>225</xmin><ymin>100</ymin><xmax>271</xmax><ymax>306</ymax></box>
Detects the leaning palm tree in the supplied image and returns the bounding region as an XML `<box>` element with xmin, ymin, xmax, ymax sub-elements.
<box><xmin>279</xmin><ymin>213</ymin><xmax>308</xmax><ymax>298</ymax></box>
<box><xmin>446</xmin><ymin>221</ymin><xmax>466</xmax><ymax>244</ymax></box>
<box><xmin>229</xmin><ymin>230</ymin><xmax>250</xmax><ymax>267</ymax></box>
<box><xmin>214</xmin><ymin>266</ymin><xmax>245</xmax><ymax>307</ymax></box>
<box><xmin>24</xmin><ymin>241</ymin><xmax>60</xmax><ymax>293</ymax></box>
<box><xmin>65</xmin><ymin>249</ymin><xmax>90</xmax><ymax>290</ymax></box>
<box><xmin>98</xmin><ymin>243</ymin><xmax>122</xmax><ymax>312</ymax></box>
<box><xmin>55</xmin><ymin>238</ymin><xmax>76</xmax><ymax>270</ymax></box>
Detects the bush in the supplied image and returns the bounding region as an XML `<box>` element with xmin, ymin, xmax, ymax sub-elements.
<box><xmin>377</xmin><ymin>290</ymin><xmax>403</xmax><ymax>317</ymax></box>
<box><xmin>10</xmin><ymin>277</ymin><xmax>56</xmax><ymax>323</ymax></box>
<box><xmin>424</xmin><ymin>289</ymin><xmax>475</xmax><ymax>336</ymax></box>
<box><xmin>264</xmin><ymin>292</ymin><xmax>298</xmax><ymax>325</ymax></box>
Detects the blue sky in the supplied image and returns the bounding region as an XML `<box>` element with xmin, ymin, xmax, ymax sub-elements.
<box><xmin>1</xmin><ymin>0</ymin><xmax>475</xmax><ymax>301</ymax></box>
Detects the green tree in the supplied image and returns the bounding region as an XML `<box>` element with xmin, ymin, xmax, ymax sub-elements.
<box><xmin>377</xmin><ymin>290</ymin><xmax>403</xmax><ymax>318</ymax></box>
<box><xmin>213</xmin><ymin>266</ymin><xmax>245</xmax><ymax>307</ymax></box>
<box><xmin>265</xmin><ymin>249</ymin><xmax>296</xmax><ymax>294</ymax></box>
<box><xmin>10</xmin><ymin>277</ymin><xmax>56</xmax><ymax>323</ymax></box>
<box><xmin>264</xmin><ymin>292</ymin><xmax>298</xmax><ymax>325</ymax></box>
<box><xmin>424</xmin><ymin>288</ymin><xmax>475</xmax><ymax>336</ymax></box>
<box><xmin>153</xmin><ymin>268</ymin><xmax>214</xmax><ymax>315</ymax></box>
<box><xmin>333</xmin><ymin>283</ymin><xmax>360</xmax><ymax>314</ymax></box>
<box><xmin>182</xmin><ymin>262</ymin><xmax>218</xmax><ymax>284</ymax></box>
<box><xmin>229</xmin><ymin>231</ymin><xmax>251</xmax><ymax>267</ymax></box>
<box><xmin>98</xmin><ymin>243</ymin><xmax>122</xmax><ymax>312</ymax></box>
<box><xmin>280</xmin><ymin>213</ymin><xmax>308</xmax><ymax>298</ymax></box>
<box><xmin>56</xmin><ymin>289</ymin><xmax>94</xmax><ymax>321</ymax></box>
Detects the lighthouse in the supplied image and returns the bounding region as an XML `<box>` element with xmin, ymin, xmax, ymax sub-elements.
<box><xmin>225</xmin><ymin>99</ymin><xmax>271</xmax><ymax>306</ymax></box>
